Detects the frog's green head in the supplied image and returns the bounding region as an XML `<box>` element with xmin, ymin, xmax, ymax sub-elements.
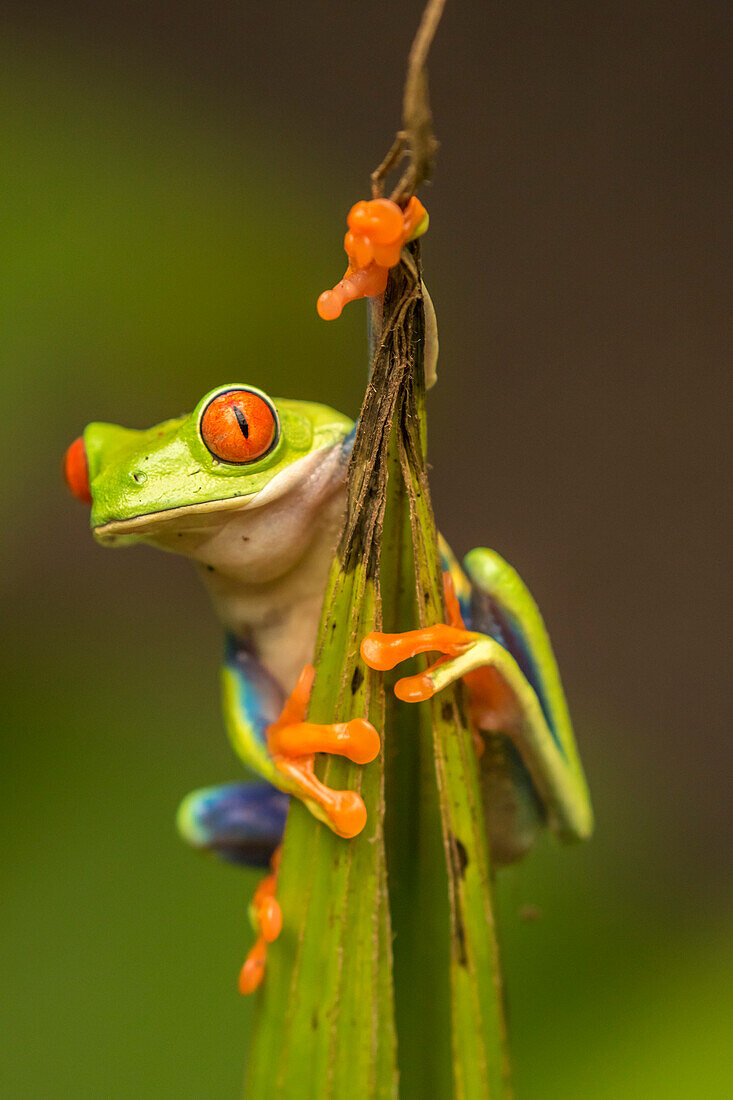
<box><xmin>63</xmin><ymin>384</ymin><xmax>353</xmax><ymax>546</ymax></box>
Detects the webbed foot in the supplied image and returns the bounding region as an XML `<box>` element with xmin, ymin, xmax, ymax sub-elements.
<box><xmin>267</xmin><ymin>665</ymin><xmax>380</xmax><ymax>839</ymax></box>
<box><xmin>361</xmin><ymin>624</ymin><xmax>481</xmax><ymax>699</ymax></box>
<box><xmin>317</xmin><ymin>196</ymin><xmax>428</xmax><ymax>320</ymax></box>
<box><xmin>360</xmin><ymin>622</ymin><xmax>513</xmax><ymax>735</ymax></box>
<box><xmin>239</xmin><ymin>846</ymin><xmax>283</xmax><ymax>995</ymax></box>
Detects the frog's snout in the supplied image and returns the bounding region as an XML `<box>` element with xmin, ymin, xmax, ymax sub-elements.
<box><xmin>63</xmin><ymin>436</ymin><xmax>92</xmax><ymax>505</ymax></box>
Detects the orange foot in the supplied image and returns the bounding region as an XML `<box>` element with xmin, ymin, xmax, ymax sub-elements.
<box><xmin>361</xmin><ymin>624</ymin><xmax>479</xmax><ymax>700</ymax></box>
<box><xmin>238</xmin><ymin>846</ymin><xmax>283</xmax><ymax>995</ymax></box>
<box><xmin>267</xmin><ymin>665</ymin><xmax>381</xmax><ymax>839</ymax></box>
<box><xmin>361</xmin><ymin>615</ymin><xmax>510</xmax><ymax>738</ymax></box>
<box><xmin>317</xmin><ymin>196</ymin><xmax>428</xmax><ymax>320</ymax></box>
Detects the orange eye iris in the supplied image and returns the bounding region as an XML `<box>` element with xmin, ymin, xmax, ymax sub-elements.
<box><xmin>200</xmin><ymin>389</ymin><xmax>278</xmax><ymax>464</ymax></box>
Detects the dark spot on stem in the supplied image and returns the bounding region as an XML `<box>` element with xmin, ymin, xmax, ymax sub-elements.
<box><xmin>455</xmin><ymin>913</ymin><xmax>468</xmax><ymax>967</ymax></box>
<box><xmin>441</xmin><ymin>701</ymin><xmax>453</xmax><ymax>723</ymax></box>
<box><xmin>448</xmin><ymin>832</ymin><xmax>470</xmax><ymax>965</ymax></box>
<box><xmin>451</xmin><ymin>834</ymin><xmax>469</xmax><ymax>879</ymax></box>
<box><xmin>350</xmin><ymin>666</ymin><xmax>364</xmax><ymax>694</ymax></box>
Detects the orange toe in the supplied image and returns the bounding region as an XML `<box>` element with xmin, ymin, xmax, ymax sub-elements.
<box><xmin>360</xmin><ymin>632</ymin><xmax>404</xmax><ymax>671</ymax></box>
<box><xmin>259</xmin><ymin>896</ymin><xmax>282</xmax><ymax>943</ymax></box>
<box><xmin>239</xmin><ymin>937</ymin><xmax>266</xmax><ymax>995</ymax></box>
<box><xmin>362</xmin><ymin>626</ymin><xmax>476</xmax><ymax>670</ymax></box>
<box><xmin>343</xmin><ymin>717</ymin><xmax>381</xmax><ymax>764</ymax></box>
<box><xmin>317</xmin><ymin>288</ymin><xmax>345</xmax><ymax>321</ymax></box>
<box><xmin>317</xmin><ymin>264</ymin><xmax>389</xmax><ymax>320</ymax></box>
<box><xmin>394</xmin><ymin>673</ymin><xmax>435</xmax><ymax>703</ymax></box>
<box><xmin>268</xmin><ymin>717</ymin><xmax>380</xmax><ymax>764</ymax></box>
<box><xmin>329</xmin><ymin>790</ymin><xmax>368</xmax><ymax>839</ymax></box>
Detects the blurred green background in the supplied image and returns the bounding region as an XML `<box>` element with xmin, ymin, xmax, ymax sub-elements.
<box><xmin>2</xmin><ymin>3</ymin><xmax>730</xmax><ymax>1096</ymax></box>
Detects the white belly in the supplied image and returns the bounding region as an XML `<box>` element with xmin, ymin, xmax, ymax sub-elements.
<box><xmin>193</xmin><ymin>448</ymin><xmax>348</xmax><ymax>692</ymax></box>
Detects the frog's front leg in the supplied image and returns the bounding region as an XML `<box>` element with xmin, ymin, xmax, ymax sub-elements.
<box><xmin>181</xmin><ymin>642</ymin><xmax>380</xmax><ymax>994</ymax></box>
<box><xmin>361</xmin><ymin>549</ymin><xmax>593</xmax><ymax>846</ymax></box>
<box><xmin>264</xmin><ymin>664</ymin><xmax>381</xmax><ymax>839</ymax></box>
<box><xmin>222</xmin><ymin>641</ymin><xmax>381</xmax><ymax>840</ymax></box>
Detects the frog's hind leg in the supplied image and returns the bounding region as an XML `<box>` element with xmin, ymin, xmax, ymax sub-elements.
<box><xmin>177</xmin><ymin>782</ymin><xmax>287</xmax><ymax>994</ymax></box>
<box><xmin>264</xmin><ymin>664</ymin><xmax>381</xmax><ymax>840</ymax></box>
<box><xmin>462</xmin><ymin>548</ymin><xmax>593</xmax><ymax>842</ymax></box>
<box><xmin>222</xmin><ymin>643</ymin><xmax>381</xmax><ymax>841</ymax></box>
<box><xmin>362</xmin><ymin>548</ymin><xmax>593</xmax><ymax>845</ymax></box>
<box><xmin>177</xmin><ymin>781</ymin><xmax>287</xmax><ymax>867</ymax></box>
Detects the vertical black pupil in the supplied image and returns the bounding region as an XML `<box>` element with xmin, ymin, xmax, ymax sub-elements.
<box><xmin>232</xmin><ymin>405</ymin><xmax>249</xmax><ymax>439</ymax></box>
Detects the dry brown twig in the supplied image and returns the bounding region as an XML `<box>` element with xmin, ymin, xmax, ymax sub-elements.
<box><xmin>371</xmin><ymin>0</ymin><xmax>447</xmax><ymax>204</ymax></box>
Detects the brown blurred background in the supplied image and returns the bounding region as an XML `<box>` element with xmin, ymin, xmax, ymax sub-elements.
<box><xmin>2</xmin><ymin>2</ymin><xmax>731</xmax><ymax>1096</ymax></box>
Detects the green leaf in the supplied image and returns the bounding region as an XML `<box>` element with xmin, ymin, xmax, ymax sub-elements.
<box><xmin>245</xmin><ymin>246</ymin><xmax>510</xmax><ymax>1098</ymax></box>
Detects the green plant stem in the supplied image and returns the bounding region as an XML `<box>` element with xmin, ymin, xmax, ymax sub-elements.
<box><xmin>244</xmin><ymin>246</ymin><xmax>510</xmax><ymax>1098</ymax></box>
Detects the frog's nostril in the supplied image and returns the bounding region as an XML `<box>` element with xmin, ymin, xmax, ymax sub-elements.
<box><xmin>63</xmin><ymin>436</ymin><xmax>92</xmax><ymax>505</ymax></box>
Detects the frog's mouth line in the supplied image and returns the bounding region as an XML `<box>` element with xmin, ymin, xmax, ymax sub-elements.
<box><xmin>93</xmin><ymin>492</ymin><xmax>260</xmax><ymax>542</ymax></box>
<box><xmin>92</xmin><ymin>440</ymin><xmax>347</xmax><ymax>544</ymax></box>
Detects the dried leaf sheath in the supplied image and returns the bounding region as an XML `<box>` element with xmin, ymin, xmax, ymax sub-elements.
<box><xmin>245</xmin><ymin>246</ymin><xmax>510</xmax><ymax>1098</ymax></box>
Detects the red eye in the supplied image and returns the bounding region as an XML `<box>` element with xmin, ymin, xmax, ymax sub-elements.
<box><xmin>200</xmin><ymin>389</ymin><xmax>278</xmax><ymax>464</ymax></box>
<box><xmin>63</xmin><ymin>436</ymin><xmax>92</xmax><ymax>504</ymax></box>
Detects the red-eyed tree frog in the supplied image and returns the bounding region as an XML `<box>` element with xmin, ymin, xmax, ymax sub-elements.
<box><xmin>64</xmin><ymin>372</ymin><xmax>593</xmax><ymax>992</ymax></box>
<box><xmin>63</xmin><ymin>202</ymin><xmax>592</xmax><ymax>993</ymax></box>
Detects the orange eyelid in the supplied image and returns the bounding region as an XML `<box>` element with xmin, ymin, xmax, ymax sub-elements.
<box><xmin>200</xmin><ymin>389</ymin><xmax>278</xmax><ymax>464</ymax></box>
<box><xmin>317</xmin><ymin>196</ymin><xmax>428</xmax><ymax>320</ymax></box>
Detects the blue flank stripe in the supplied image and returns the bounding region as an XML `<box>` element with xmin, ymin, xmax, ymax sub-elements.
<box><xmin>224</xmin><ymin>635</ymin><xmax>284</xmax><ymax>750</ymax></box>
<box><xmin>483</xmin><ymin>596</ymin><xmax>566</xmax><ymax>757</ymax></box>
<box><xmin>341</xmin><ymin>423</ymin><xmax>357</xmax><ymax>455</ymax></box>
